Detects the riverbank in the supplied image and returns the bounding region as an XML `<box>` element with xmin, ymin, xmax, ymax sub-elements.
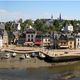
<box><xmin>0</xmin><ymin>56</ymin><xmax>79</xmax><ymax>69</ymax></box>
<box><xmin>0</xmin><ymin>57</ymin><xmax>52</xmax><ymax>69</ymax></box>
<box><xmin>0</xmin><ymin>45</ymin><xmax>80</xmax><ymax>69</ymax></box>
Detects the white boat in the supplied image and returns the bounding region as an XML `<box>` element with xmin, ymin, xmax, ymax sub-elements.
<box><xmin>31</xmin><ymin>52</ymin><xmax>38</xmax><ymax>57</ymax></box>
<box><xmin>19</xmin><ymin>55</ymin><xmax>25</xmax><ymax>59</ymax></box>
<box><xmin>25</xmin><ymin>54</ymin><xmax>30</xmax><ymax>58</ymax></box>
<box><xmin>5</xmin><ymin>53</ymin><xmax>10</xmax><ymax>59</ymax></box>
<box><xmin>11</xmin><ymin>52</ymin><xmax>17</xmax><ymax>57</ymax></box>
<box><xmin>39</xmin><ymin>52</ymin><xmax>46</xmax><ymax>58</ymax></box>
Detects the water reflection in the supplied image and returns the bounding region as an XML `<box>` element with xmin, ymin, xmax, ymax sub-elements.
<box><xmin>0</xmin><ymin>62</ymin><xmax>80</xmax><ymax>80</ymax></box>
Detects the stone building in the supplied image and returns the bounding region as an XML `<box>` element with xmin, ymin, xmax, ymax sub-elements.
<box><xmin>0</xmin><ymin>23</ymin><xmax>8</xmax><ymax>48</ymax></box>
<box><xmin>24</xmin><ymin>25</ymin><xmax>36</xmax><ymax>46</ymax></box>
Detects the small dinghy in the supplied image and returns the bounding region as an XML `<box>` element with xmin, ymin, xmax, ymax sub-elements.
<box><xmin>11</xmin><ymin>52</ymin><xmax>17</xmax><ymax>57</ymax></box>
<box><xmin>19</xmin><ymin>55</ymin><xmax>25</xmax><ymax>60</ymax></box>
<box><xmin>31</xmin><ymin>52</ymin><xmax>38</xmax><ymax>57</ymax></box>
<box><xmin>25</xmin><ymin>54</ymin><xmax>30</xmax><ymax>59</ymax></box>
<box><xmin>5</xmin><ymin>53</ymin><xmax>10</xmax><ymax>59</ymax></box>
<box><xmin>39</xmin><ymin>52</ymin><xmax>46</xmax><ymax>58</ymax></box>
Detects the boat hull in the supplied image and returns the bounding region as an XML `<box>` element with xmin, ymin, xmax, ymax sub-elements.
<box><xmin>44</xmin><ymin>55</ymin><xmax>80</xmax><ymax>62</ymax></box>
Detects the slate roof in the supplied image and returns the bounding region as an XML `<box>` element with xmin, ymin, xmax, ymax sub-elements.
<box><xmin>26</xmin><ymin>29</ymin><xmax>36</xmax><ymax>33</ymax></box>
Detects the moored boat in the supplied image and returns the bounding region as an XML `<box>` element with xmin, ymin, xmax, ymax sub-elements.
<box><xmin>39</xmin><ymin>52</ymin><xmax>46</xmax><ymax>58</ymax></box>
<box><xmin>11</xmin><ymin>52</ymin><xmax>17</xmax><ymax>57</ymax></box>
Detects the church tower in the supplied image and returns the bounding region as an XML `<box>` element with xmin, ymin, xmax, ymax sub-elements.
<box><xmin>51</xmin><ymin>14</ymin><xmax>53</xmax><ymax>20</ymax></box>
<box><xmin>59</xmin><ymin>13</ymin><xmax>62</xmax><ymax>21</ymax></box>
<box><xmin>51</xmin><ymin>14</ymin><xmax>53</xmax><ymax>21</ymax></box>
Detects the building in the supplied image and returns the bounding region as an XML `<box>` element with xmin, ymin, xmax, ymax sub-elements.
<box><xmin>35</xmin><ymin>34</ymin><xmax>43</xmax><ymax>46</ymax></box>
<box><xmin>35</xmin><ymin>33</ymin><xmax>50</xmax><ymax>47</ymax></box>
<box><xmin>3</xmin><ymin>30</ymin><xmax>8</xmax><ymax>47</ymax></box>
<box><xmin>58</xmin><ymin>33</ymin><xmax>75</xmax><ymax>49</ymax></box>
<box><xmin>42</xmin><ymin>34</ymin><xmax>50</xmax><ymax>46</ymax></box>
<box><xmin>0</xmin><ymin>23</ymin><xmax>8</xmax><ymax>48</ymax></box>
<box><xmin>68</xmin><ymin>35</ymin><xmax>74</xmax><ymax>49</ymax></box>
<box><xmin>64</xmin><ymin>24</ymin><xmax>74</xmax><ymax>32</ymax></box>
<box><xmin>59</xmin><ymin>13</ymin><xmax>62</xmax><ymax>21</ymax></box>
<box><xmin>17</xmin><ymin>23</ymin><xmax>21</xmax><ymax>31</ymax></box>
<box><xmin>24</xmin><ymin>25</ymin><xmax>36</xmax><ymax>46</ymax></box>
<box><xmin>58</xmin><ymin>34</ymin><xmax>68</xmax><ymax>49</ymax></box>
<box><xmin>0</xmin><ymin>35</ymin><xmax>3</xmax><ymax>49</ymax></box>
<box><xmin>75</xmin><ymin>33</ymin><xmax>80</xmax><ymax>49</ymax></box>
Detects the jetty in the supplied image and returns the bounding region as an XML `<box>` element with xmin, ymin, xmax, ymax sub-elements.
<box><xmin>2</xmin><ymin>45</ymin><xmax>80</xmax><ymax>58</ymax></box>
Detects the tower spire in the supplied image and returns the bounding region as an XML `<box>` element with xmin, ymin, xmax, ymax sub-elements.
<box><xmin>59</xmin><ymin>13</ymin><xmax>61</xmax><ymax>21</ymax></box>
<box><xmin>51</xmin><ymin>14</ymin><xmax>53</xmax><ymax>21</ymax></box>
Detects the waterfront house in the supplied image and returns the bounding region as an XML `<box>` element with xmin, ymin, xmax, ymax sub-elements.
<box><xmin>35</xmin><ymin>32</ymin><xmax>43</xmax><ymax>46</ymax></box>
<box><xmin>58</xmin><ymin>33</ymin><xmax>75</xmax><ymax>49</ymax></box>
<box><xmin>67</xmin><ymin>35</ymin><xmax>75</xmax><ymax>49</ymax></box>
<box><xmin>75</xmin><ymin>33</ymin><xmax>80</xmax><ymax>49</ymax></box>
<box><xmin>35</xmin><ymin>32</ymin><xmax>50</xmax><ymax>47</ymax></box>
<box><xmin>3</xmin><ymin>30</ymin><xmax>8</xmax><ymax>47</ymax></box>
<box><xmin>0</xmin><ymin>23</ymin><xmax>8</xmax><ymax>48</ymax></box>
<box><xmin>0</xmin><ymin>35</ymin><xmax>3</xmax><ymax>48</ymax></box>
<box><xmin>24</xmin><ymin>25</ymin><xmax>36</xmax><ymax>46</ymax></box>
<box><xmin>58</xmin><ymin>34</ymin><xmax>68</xmax><ymax>49</ymax></box>
<box><xmin>42</xmin><ymin>34</ymin><xmax>50</xmax><ymax>46</ymax></box>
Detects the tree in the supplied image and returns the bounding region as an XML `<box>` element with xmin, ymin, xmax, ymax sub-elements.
<box><xmin>33</xmin><ymin>19</ymin><xmax>44</xmax><ymax>31</ymax></box>
<box><xmin>24</xmin><ymin>19</ymin><xmax>33</xmax><ymax>26</ymax></box>
<box><xmin>53</xmin><ymin>20</ymin><xmax>60</xmax><ymax>31</ymax></box>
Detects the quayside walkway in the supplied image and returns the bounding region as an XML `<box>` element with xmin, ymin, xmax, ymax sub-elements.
<box><xmin>2</xmin><ymin>45</ymin><xmax>80</xmax><ymax>58</ymax></box>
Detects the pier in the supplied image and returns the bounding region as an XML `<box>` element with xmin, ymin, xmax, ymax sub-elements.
<box><xmin>2</xmin><ymin>45</ymin><xmax>80</xmax><ymax>58</ymax></box>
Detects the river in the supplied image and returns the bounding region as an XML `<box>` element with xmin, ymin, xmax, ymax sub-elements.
<box><xmin>0</xmin><ymin>61</ymin><xmax>80</xmax><ymax>80</ymax></box>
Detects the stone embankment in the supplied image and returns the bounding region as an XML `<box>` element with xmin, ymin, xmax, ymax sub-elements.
<box><xmin>2</xmin><ymin>45</ymin><xmax>80</xmax><ymax>58</ymax></box>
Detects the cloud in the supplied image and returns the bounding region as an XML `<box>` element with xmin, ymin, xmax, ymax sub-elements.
<box><xmin>0</xmin><ymin>9</ymin><xmax>27</xmax><ymax>22</ymax></box>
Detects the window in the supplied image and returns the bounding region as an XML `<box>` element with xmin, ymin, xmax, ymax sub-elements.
<box><xmin>70</xmin><ymin>42</ymin><xmax>72</xmax><ymax>44</ymax></box>
<box><xmin>31</xmin><ymin>35</ymin><xmax>33</xmax><ymax>38</ymax></box>
<box><xmin>46</xmin><ymin>39</ymin><xmax>47</xmax><ymax>42</ymax></box>
<box><xmin>70</xmin><ymin>45</ymin><xmax>72</xmax><ymax>48</ymax></box>
<box><xmin>64</xmin><ymin>52</ymin><xmax>68</xmax><ymax>54</ymax></box>
<box><xmin>48</xmin><ymin>39</ymin><xmax>50</xmax><ymax>41</ymax></box>
<box><xmin>78</xmin><ymin>39</ymin><xmax>79</xmax><ymax>41</ymax></box>
<box><xmin>28</xmin><ymin>35</ymin><xmax>30</xmax><ymax>38</ymax></box>
<box><xmin>31</xmin><ymin>39</ymin><xmax>33</xmax><ymax>41</ymax></box>
<box><xmin>28</xmin><ymin>39</ymin><xmax>30</xmax><ymax>41</ymax></box>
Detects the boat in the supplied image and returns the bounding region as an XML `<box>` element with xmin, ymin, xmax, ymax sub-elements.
<box><xmin>5</xmin><ymin>53</ymin><xmax>10</xmax><ymax>59</ymax></box>
<box><xmin>39</xmin><ymin>52</ymin><xmax>46</xmax><ymax>58</ymax></box>
<box><xmin>1</xmin><ymin>53</ymin><xmax>10</xmax><ymax>59</ymax></box>
<box><xmin>19</xmin><ymin>55</ymin><xmax>25</xmax><ymax>60</ymax></box>
<box><xmin>11</xmin><ymin>52</ymin><xmax>17</xmax><ymax>57</ymax></box>
<box><xmin>25</xmin><ymin>54</ymin><xmax>30</xmax><ymax>58</ymax></box>
<box><xmin>31</xmin><ymin>52</ymin><xmax>38</xmax><ymax>57</ymax></box>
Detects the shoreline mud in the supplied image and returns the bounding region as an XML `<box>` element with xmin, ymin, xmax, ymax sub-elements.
<box><xmin>0</xmin><ymin>45</ymin><xmax>80</xmax><ymax>69</ymax></box>
<box><xmin>0</xmin><ymin>57</ymin><xmax>79</xmax><ymax>69</ymax></box>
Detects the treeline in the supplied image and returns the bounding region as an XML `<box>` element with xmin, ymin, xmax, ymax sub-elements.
<box><xmin>5</xmin><ymin>18</ymin><xmax>80</xmax><ymax>33</ymax></box>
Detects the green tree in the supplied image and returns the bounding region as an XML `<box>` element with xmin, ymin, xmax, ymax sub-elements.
<box><xmin>33</xmin><ymin>19</ymin><xmax>44</xmax><ymax>31</ymax></box>
<box><xmin>24</xmin><ymin>19</ymin><xmax>33</xmax><ymax>26</ymax></box>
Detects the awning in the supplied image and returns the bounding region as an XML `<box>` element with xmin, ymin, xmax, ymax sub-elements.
<box><xmin>35</xmin><ymin>42</ymin><xmax>43</xmax><ymax>45</ymax></box>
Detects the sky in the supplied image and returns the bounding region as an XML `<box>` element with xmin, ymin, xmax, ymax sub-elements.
<box><xmin>0</xmin><ymin>1</ymin><xmax>80</xmax><ymax>22</ymax></box>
